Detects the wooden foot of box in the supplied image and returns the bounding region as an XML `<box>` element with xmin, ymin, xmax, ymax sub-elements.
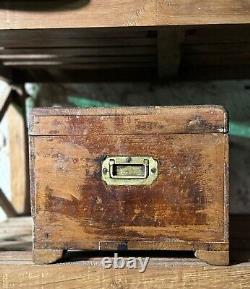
<box><xmin>33</xmin><ymin>249</ymin><xmax>229</xmax><ymax>266</ymax></box>
<box><xmin>195</xmin><ymin>250</ymin><xmax>229</xmax><ymax>266</ymax></box>
<box><xmin>33</xmin><ymin>249</ymin><xmax>65</xmax><ymax>265</ymax></box>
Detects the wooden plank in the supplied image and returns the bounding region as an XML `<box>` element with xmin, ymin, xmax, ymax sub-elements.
<box><xmin>0</xmin><ymin>85</ymin><xmax>29</xmax><ymax>216</ymax></box>
<box><xmin>0</xmin><ymin>28</ymin><xmax>151</xmax><ymax>41</ymax></box>
<box><xmin>0</xmin><ymin>188</ymin><xmax>17</xmax><ymax>217</ymax></box>
<box><xmin>0</xmin><ymin>56</ymin><xmax>156</xmax><ymax>63</ymax></box>
<box><xmin>0</xmin><ymin>47</ymin><xmax>156</xmax><ymax>57</ymax></box>
<box><xmin>7</xmin><ymin>103</ymin><xmax>29</xmax><ymax>215</ymax></box>
<box><xmin>0</xmin><ymin>34</ymin><xmax>157</xmax><ymax>48</ymax></box>
<box><xmin>29</xmin><ymin>106</ymin><xmax>227</xmax><ymax>135</ymax></box>
<box><xmin>0</xmin><ymin>253</ymin><xmax>250</xmax><ymax>289</ymax></box>
<box><xmin>1</xmin><ymin>26</ymin><xmax>250</xmax><ymax>82</ymax></box>
<box><xmin>0</xmin><ymin>251</ymin><xmax>33</xmax><ymax>263</ymax></box>
<box><xmin>157</xmin><ymin>1</ymin><xmax>250</xmax><ymax>26</ymax></box>
<box><xmin>0</xmin><ymin>217</ymin><xmax>32</xmax><ymax>251</ymax></box>
<box><xmin>2</xmin><ymin>62</ymin><xmax>156</xmax><ymax>70</ymax></box>
<box><xmin>0</xmin><ymin>46</ymin><xmax>157</xmax><ymax>69</ymax></box>
<box><xmin>0</xmin><ymin>1</ymin><xmax>250</xmax><ymax>30</ymax></box>
<box><xmin>0</xmin><ymin>216</ymin><xmax>248</xmax><ymax>288</ymax></box>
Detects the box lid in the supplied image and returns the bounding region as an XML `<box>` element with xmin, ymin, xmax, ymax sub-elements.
<box><xmin>29</xmin><ymin>105</ymin><xmax>228</xmax><ymax>136</ymax></box>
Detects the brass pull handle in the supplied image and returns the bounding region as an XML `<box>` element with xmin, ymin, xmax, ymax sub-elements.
<box><xmin>102</xmin><ymin>156</ymin><xmax>158</xmax><ymax>186</ymax></box>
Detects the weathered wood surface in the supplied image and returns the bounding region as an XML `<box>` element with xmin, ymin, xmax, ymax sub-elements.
<box><xmin>31</xmin><ymin>134</ymin><xmax>228</xmax><ymax>245</ymax></box>
<box><xmin>0</xmin><ymin>81</ymin><xmax>29</xmax><ymax>216</ymax></box>
<box><xmin>0</xmin><ymin>0</ymin><xmax>250</xmax><ymax>30</ymax></box>
<box><xmin>0</xmin><ymin>188</ymin><xmax>17</xmax><ymax>218</ymax></box>
<box><xmin>0</xmin><ymin>215</ymin><xmax>248</xmax><ymax>255</ymax></box>
<box><xmin>30</xmin><ymin>106</ymin><xmax>228</xmax><ymax>135</ymax></box>
<box><xmin>0</xmin><ymin>215</ymin><xmax>249</xmax><ymax>288</ymax></box>
<box><xmin>0</xmin><ymin>217</ymin><xmax>32</xmax><ymax>251</ymax></box>
<box><xmin>7</xmin><ymin>103</ymin><xmax>29</xmax><ymax>215</ymax></box>
<box><xmin>0</xmin><ymin>251</ymin><xmax>250</xmax><ymax>289</ymax></box>
<box><xmin>29</xmin><ymin>106</ymin><xmax>228</xmax><ymax>265</ymax></box>
<box><xmin>0</xmin><ymin>253</ymin><xmax>250</xmax><ymax>289</ymax></box>
<box><xmin>4</xmin><ymin>26</ymin><xmax>250</xmax><ymax>82</ymax></box>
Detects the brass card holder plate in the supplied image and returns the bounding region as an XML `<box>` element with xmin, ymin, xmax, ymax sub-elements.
<box><xmin>102</xmin><ymin>156</ymin><xmax>158</xmax><ymax>186</ymax></box>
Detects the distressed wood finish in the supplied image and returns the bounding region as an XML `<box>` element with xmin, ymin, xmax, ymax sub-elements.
<box><xmin>7</xmin><ymin>103</ymin><xmax>29</xmax><ymax>215</ymax></box>
<box><xmin>0</xmin><ymin>215</ymin><xmax>249</xmax><ymax>288</ymax></box>
<box><xmin>0</xmin><ymin>0</ymin><xmax>250</xmax><ymax>30</ymax></box>
<box><xmin>1</xmin><ymin>254</ymin><xmax>250</xmax><ymax>289</ymax></box>
<box><xmin>29</xmin><ymin>106</ymin><xmax>227</xmax><ymax>135</ymax></box>
<box><xmin>29</xmin><ymin>106</ymin><xmax>229</xmax><ymax>265</ymax></box>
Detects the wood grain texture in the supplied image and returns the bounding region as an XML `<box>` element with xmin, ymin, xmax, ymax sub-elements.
<box><xmin>29</xmin><ymin>106</ymin><xmax>229</xmax><ymax>264</ymax></box>
<box><xmin>0</xmin><ymin>0</ymin><xmax>250</xmax><ymax>30</ymax></box>
<box><xmin>0</xmin><ymin>215</ymin><xmax>249</xmax><ymax>288</ymax></box>
<box><xmin>29</xmin><ymin>106</ymin><xmax>228</xmax><ymax>135</ymax></box>
<box><xmin>195</xmin><ymin>250</ymin><xmax>229</xmax><ymax>266</ymax></box>
<box><xmin>7</xmin><ymin>103</ymin><xmax>29</xmax><ymax>215</ymax></box>
<box><xmin>31</xmin><ymin>134</ymin><xmax>228</xmax><ymax>246</ymax></box>
<box><xmin>0</xmin><ymin>28</ymin><xmax>157</xmax><ymax>74</ymax></box>
<box><xmin>0</xmin><ymin>252</ymin><xmax>249</xmax><ymax>289</ymax></box>
<box><xmin>0</xmin><ymin>215</ymin><xmax>248</xmax><ymax>256</ymax></box>
<box><xmin>0</xmin><ymin>217</ymin><xmax>32</xmax><ymax>251</ymax></box>
<box><xmin>33</xmin><ymin>249</ymin><xmax>65</xmax><ymax>265</ymax></box>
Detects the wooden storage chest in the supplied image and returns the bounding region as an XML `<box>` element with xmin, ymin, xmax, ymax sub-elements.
<box><xmin>29</xmin><ymin>106</ymin><xmax>229</xmax><ymax>265</ymax></box>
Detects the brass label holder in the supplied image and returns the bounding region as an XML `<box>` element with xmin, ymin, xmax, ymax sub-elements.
<box><xmin>102</xmin><ymin>156</ymin><xmax>158</xmax><ymax>186</ymax></box>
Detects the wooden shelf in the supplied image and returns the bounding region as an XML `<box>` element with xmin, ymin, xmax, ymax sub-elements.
<box><xmin>1</xmin><ymin>2</ymin><xmax>250</xmax><ymax>82</ymax></box>
<box><xmin>0</xmin><ymin>1</ymin><xmax>250</xmax><ymax>30</ymax></box>
<box><xmin>2</xmin><ymin>26</ymin><xmax>250</xmax><ymax>82</ymax></box>
<box><xmin>0</xmin><ymin>215</ymin><xmax>249</xmax><ymax>288</ymax></box>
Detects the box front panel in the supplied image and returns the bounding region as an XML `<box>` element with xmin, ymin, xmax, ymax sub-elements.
<box><xmin>32</xmin><ymin>133</ymin><xmax>227</xmax><ymax>250</ymax></box>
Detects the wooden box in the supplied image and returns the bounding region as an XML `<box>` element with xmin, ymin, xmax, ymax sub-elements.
<box><xmin>29</xmin><ymin>106</ymin><xmax>229</xmax><ymax>265</ymax></box>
